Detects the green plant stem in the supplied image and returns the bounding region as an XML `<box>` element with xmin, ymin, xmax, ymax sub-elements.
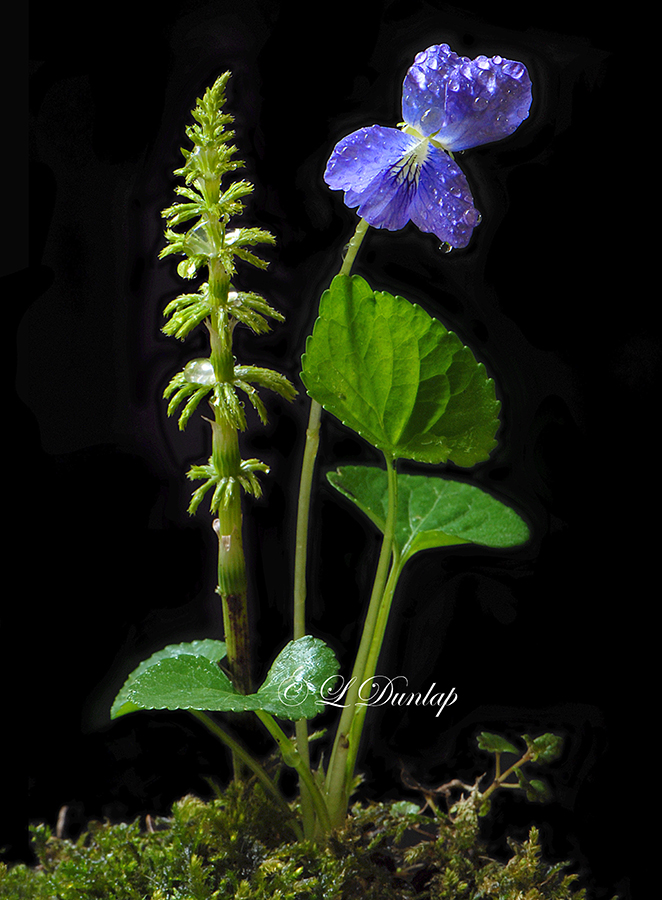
<box><xmin>255</xmin><ymin>711</ymin><xmax>332</xmax><ymax>834</ymax></box>
<box><xmin>293</xmin><ymin>399</ymin><xmax>323</xmax><ymax>642</ymax></box>
<box><xmin>205</xmin><ymin>264</ymin><xmax>252</xmax><ymax>782</ymax></box>
<box><xmin>208</xmin><ymin>274</ymin><xmax>253</xmax><ymax>698</ymax></box>
<box><xmin>481</xmin><ymin>749</ymin><xmax>534</xmax><ymax>803</ymax></box>
<box><xmin>213</xmin><ymin>470</ymin><xmax>252</xmax><ymax>696</ymax></box>
<box><xmin>342</xmin><ymin>553</ymin><xmax>400</xmax><ymax>801</ymax></box>
<box><xmin>292</xmin><ymin>400</ymin><xmax>322</xmax><ymax>838</ymax></box>
<box><xmin>324</xmin><ymin>455</ymin><xmax>400</xmax><ymax>828</ymax></box>
<box><xmin>293</xmin><ymin>717</ymin><xmax>314</xmax><ymax>840</ymax></box>
<box><xmin>291</xmin><ymin>217</ymin><xmax>369</xmax><ymax>834</ymax></box>
<box><xmin>189</xmin><ymin>710</ymin><xmax>303</xmax><ymax>840</ymax></box>
<box><xmin>340</xmin><ymin>217</ymin><xmax>370</xmax><ymax>277</ymax></box>
<box><xmin>292</xmin><ymin>217</ymin><xmax>370</xmax><ymax>637</ymax></box>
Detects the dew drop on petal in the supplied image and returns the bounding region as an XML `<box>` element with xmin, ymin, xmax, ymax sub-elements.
<box><xmin>461</xmin><ymin>208</ymin><xmax>480</xmax><ymax>226</ymax></box>
<box><xmin>184</xmin><ymin>358</ymin><xmax>215</xmax><ymax>385</ymax></box>
<box><xmin>503</xmin><ymin>61</ymin><xmax>525</xmax><ymax>79</ymax></box>
<box><xmin>439</xmin><ymin>242</ymin><xmax>452</xmax><ymax>254</ymax></box>
<box><xmin>421</xmin><ymin>107</ymin><xmax>443</xmax><ymax>131</ymax></box>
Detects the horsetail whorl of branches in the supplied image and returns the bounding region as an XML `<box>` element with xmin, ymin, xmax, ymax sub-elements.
<box><xmin>159</xmin><ymin>73</ymin><xmax>296</xmax><ymax>694</ymax></box>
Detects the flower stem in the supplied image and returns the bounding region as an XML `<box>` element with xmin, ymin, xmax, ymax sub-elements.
<box><xmin>292</xmin><ymin>399</ymin><xmax>323</xmax><ymax>642</ymax></box>
<box><xmin>292</xmin><ymin>217</ymin><xmax>370</xmax><ymax>634</ymax></box>
<box><xmin>340</xmin><ymin>217</ymin><xmax>370</xmax><ymax>277</ymax></box>
<box><xmin>291</xmin><ymin>217</ymin><xmax>369</xmax><ymax>833</ymax></box>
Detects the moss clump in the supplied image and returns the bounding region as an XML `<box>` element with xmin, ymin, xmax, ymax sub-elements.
<box><xmin>7</xmin><ymin>782</ymin><xmax>586</xmax><ymax>899</ymax></box>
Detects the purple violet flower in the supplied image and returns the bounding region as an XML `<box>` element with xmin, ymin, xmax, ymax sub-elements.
<box><xmin>324</xmin><ymin>44</ymin><xmax>532</xmax><ymax>249</ymax></box>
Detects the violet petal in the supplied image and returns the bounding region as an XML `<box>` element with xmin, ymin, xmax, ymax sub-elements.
<box><xmin>402</xmin><ymin>44</ymin><xmax>532</xmax><ymax>151</ymax></box>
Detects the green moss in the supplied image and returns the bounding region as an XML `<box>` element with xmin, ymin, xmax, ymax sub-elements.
<box><xmin>8</xmin><ymin>784</ymin><xmax>589</xmax><ymax>899</ymax></box>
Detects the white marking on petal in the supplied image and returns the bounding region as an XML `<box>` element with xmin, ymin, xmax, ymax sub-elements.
<box><xmin>391</xmin><ymin>137</ymin><xmax>430</xmax><ymax>189</ymax></box>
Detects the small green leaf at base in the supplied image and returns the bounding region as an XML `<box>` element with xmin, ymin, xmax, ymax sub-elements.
<box><xmin>110</xmin><ymin>635</ymin><xmax>339</xmax><ymax>722</ymax></box>
<box><xmin>111</xmin><ymin>640</ymin><xmax>227</xmax><ymax>718</ymax></box>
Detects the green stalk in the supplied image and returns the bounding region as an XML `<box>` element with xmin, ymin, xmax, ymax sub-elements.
<box><xmin>292</xmin><ymin>398</ymin><xmax>323</xmax><ymax>641</ymax></box>
<box><xmin>480</xmin><ymin>748</ymin><xmax>534</xmax><ymax>803</ymax></box>
<box><xmin>292</xmin><ymin>217</ymin><xmax>370</xmax><ymax>634</ymax></box>
<box><xmin>208</xmin><ymin>269</ymin><xmax>253</xmax><ymax>697</ymax></box>
<box><xmin>341</xmin><ymin>545</ymin><xmax>401</xmax><ymax>801</ymax></box>
<box><xmin>255</xmin><ymin>711</ymin><xmax>332</xmax><ymax>834</ymax></box>
<box><xmin>291</xmin><ymin>217</ymin><xmax>369</xmax><ymax>833</ymax></box>
<box><xmin>160</xmin><ymin>75</ymin><xmax>295</xmax><ymax>782</ymax></box>
<box><xmin>189</xmin><ymin>710</ymin><xmax>303</xmax><ymax>840</ymax></box>
<box><xmin>324</xmin><ymin>455</ymin><xmax>399</xmax><ymax>828</ymax></box>
<box><xmin>340</xmin><ymin>217</ymin><xmax>370</xmax><ymax>277</ymax></box>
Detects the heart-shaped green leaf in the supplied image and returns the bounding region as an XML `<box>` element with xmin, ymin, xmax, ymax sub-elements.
<box><xmin>327</xmin><ymin>466</ymin><xmax>529</xmax><ymax>568</ymax></box>
<box><xmin>110</xmin><ymin>635</ymin><xmax>338</xmax><ymax>721</ymax></box>
<box><xmin>301</xmin><ymin>274</ymin><xmax>500</xmax><ymax>466</ymax></box>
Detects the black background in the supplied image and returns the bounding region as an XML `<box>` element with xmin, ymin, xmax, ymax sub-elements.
<box><xmin>18</xmin><ymin>2</ymin><xmax>642</xmax><ymax>896</ymax></box>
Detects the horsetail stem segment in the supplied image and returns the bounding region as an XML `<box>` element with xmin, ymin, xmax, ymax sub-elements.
<box><xmin>159</xmin><ymin>73</ymin><xmax>296</xmax><ymax>695</ymax></box>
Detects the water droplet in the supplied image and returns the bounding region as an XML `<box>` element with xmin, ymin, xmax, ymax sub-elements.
<box><xmin>184</xmin><ymin>357</ymin><xmax>215</xmax><ymax>385</ymax></box>
<box><xmin>177</xmin><ymin>258</ymin><xmax>198</xmax><ymax>280</ymax></box>
<box><xmin>421</xmin><ymin>107</ymin><xmax>442</xmax><ymax>131</ymax></box>
<box><xmin>439</xmin><ymin>242</ymin><xmax>452</xmax><ymax>254</ymax></box>
<box><xmin>462</xmin><ymin>208</ymin><xmax>481</xmax><ymax>227</ymax></box>
<box><xmin>503</xmin><ymin>61</ymin><xmax>524</xmax><ymax>79</ymax></box>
